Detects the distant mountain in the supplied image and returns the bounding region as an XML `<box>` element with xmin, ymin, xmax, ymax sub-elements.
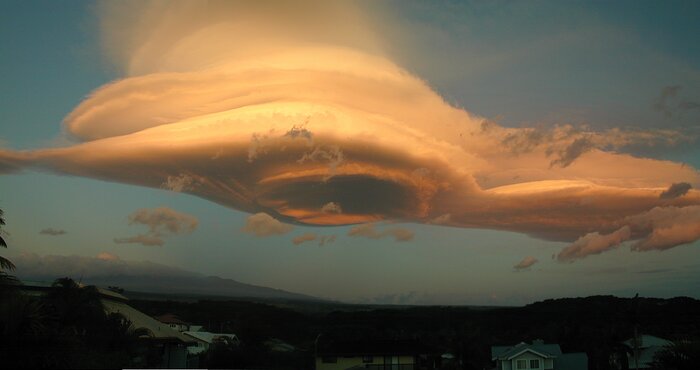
<box><xmin>95</xmin><ymin>274</ymin><xmax>321</xmax><ymax>302</ymax></box>
<box><xmin>13</xmin><ymin>252</ymin><xmax>321</xmax><ymax>302</ymax></box>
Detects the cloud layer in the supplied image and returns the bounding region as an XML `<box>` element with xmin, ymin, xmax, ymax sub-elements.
<box><xmin>1</xmin><ymin>1</ymin><xmax>700</xmax><ymax>261</ymax></box>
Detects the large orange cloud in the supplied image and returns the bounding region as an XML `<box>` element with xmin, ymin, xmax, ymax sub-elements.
<box><xmin>2</xmin><ymin>0</ymin><xmax>700</xmax><ymax>261</ymax></box>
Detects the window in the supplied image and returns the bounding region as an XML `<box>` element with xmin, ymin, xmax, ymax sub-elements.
<box><xmin>516</xmin><ymin>359</ymin><xmax>527</xmax><ymax>369</ymax></box>
<box><xmin>362</xmin><ymin>356</ymin><xmax>374</xmax><ymax>363</ymax></box>
<box><xmin>530</xmin><ymin>359</ymin><xmax>540</xmax><ymax>369</ymax></box>
<box><xmin>321</xmin><ymin>357</ymin><xmax>337</xmax><ymax>363</ymax></box>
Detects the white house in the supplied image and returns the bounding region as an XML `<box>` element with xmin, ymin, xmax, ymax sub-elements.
<box><xmin>156</xmin><ymin>313</ymin><xmax>191</xmax><ymax>332</ymax></box>
<box><xmin>182</xmin><ymin>330</ymin><xmax>240</xmax><ymax>354</ymax></box>
<box><xmin>99</xmin><ymin>290</ymin><xmax>199</xmax><ymax>368</ymax></box>
<box><xmin>623</xmin><ymin>335</ymin><xmax>672</xmax><ymax>369</ymax></box>
<box><xmin>491</xmin><ymin>340</ymin><xmax>587</xmax><ymax>370</ymax></box>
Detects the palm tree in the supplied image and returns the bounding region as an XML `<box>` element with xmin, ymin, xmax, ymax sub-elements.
<box><xmin>0</xmin><ymin>208</ymin><xmax>15</xmax><ymax>271</ymax></box>
<box><xmin>0</xmin><ymin>208</ymin><xmax>17</xmax><ymax>288</ymax></box>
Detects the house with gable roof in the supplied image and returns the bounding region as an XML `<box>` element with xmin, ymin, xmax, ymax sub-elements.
<box><xmin>491</xmin><ymin>340</ymin><xmax>587</xmax><ymax>370</ymax></box>
<box><xmin>622</xmin><ymin>334</ymin><xmax>672</xmax><ymax>369</ymax></box>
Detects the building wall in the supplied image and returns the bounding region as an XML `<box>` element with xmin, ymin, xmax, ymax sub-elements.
<box><xmin>315</xmin><ymin>355</ymin><xmax>415</xmax><ymax>370</ymax></box>
<box><xmin>544</xmin><ymin>358</ymin><xmax>554</xmax><ymax>369</ymax></box>
<box><xmin>162</xmin><ymin>343</ymin><xmax>189</xmax><ymax>369</ymax></box>
<box><xmin>509</xmin><ymin>352</ymin><xmax>547</xmax><ymax>370</ymax></box>
<box><xmin>497</xmin><ymin>359</ymin><xmax>513</xmax><ymax>370</ymax></box>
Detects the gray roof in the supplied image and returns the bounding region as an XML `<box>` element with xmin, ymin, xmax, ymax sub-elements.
<box><xmin>491</xmin><ymin>342</ymin><xmax>562</xmax><ymax>360</ymax></box>
<box><xmin>102</xmin><ymin>298</ymin><xmax>195</xmax><ymax>344</ymax></box>
<box><xmin>623</xmin><ymin>335</ymin><xmax>672</xmax><ymax>349</ymax></box>
<box><xmin>183</xmin><ymin>331</ymin><xmax>238</xmax><ymax>344</ymax></box>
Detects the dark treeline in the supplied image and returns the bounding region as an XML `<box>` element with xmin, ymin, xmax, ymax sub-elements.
<box><xmin>0</xmin><ymin>278</ymin><xmax>152</xmax><ymax>369</ymax></box>
<box><xmin>131</xmin><ymin>295</ymin><xmax>700</xmax><ymax>370</ymax></box>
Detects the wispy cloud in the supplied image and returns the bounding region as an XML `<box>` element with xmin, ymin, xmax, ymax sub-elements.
<box><xmin>558</xmin><ymin>205</ymin><xmax>700</xmax><ymax>261</ymax></box>
<box><xmin>660</xmin><ymin>182</ymin><xmax>692</xmax><ymax>199</ymax></box>
<box><xmin>558</xmin><ymin>226</ymin><xmax>632</xmax><ymax>262</ymax></box>
<box><xmin>348</xmin><ymin>223</ymin><xmax>415</xmax><ymax>242</ymax></box>
<box><xmin>653</xmin><ymin>85</ymin><xmax>700</xmax><ymax>118</ymax></box>
<box><xmin>291</xmin><ymin>232</ymin><xmax>337</xmax><ymax>246</ymax></box>
<box><xmin>114</xmin><ymin>234</ymin><xmax>164</xmax><ymax>247</ymax></box>
<box><xmin>514</xmin><ymin>256</ymin><xmax>538</xmax><ymax>270</ymax></box>
<box><xmin>39</xmin><ymin>228</ymin><xmax>66</xmax><ymax>236</ymax></box>
<box><xmin>292</xmin><ymin>233</ymin><xmax>317</xmax><ymax>245</ymax></box>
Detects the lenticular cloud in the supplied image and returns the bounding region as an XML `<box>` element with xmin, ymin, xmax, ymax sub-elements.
<box><xmin>2</xmin><ymin>0</ymin><xmax>700</xmax><ymax>261</ymax></box>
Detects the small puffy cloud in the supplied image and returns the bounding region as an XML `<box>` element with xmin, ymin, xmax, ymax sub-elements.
<box><xmin>627</xmin><ymin>205</ymin><xmax>700</xmax><ymax>251</ymax></box>
<box><xmin>557</xmin><ymin>226</ymin><xmax>632</xmax><ymax>262</ymax></box>
<box><xmin>292</xmin><ymin>232</ymin><xmax>337</xmax><ymax>246</ymax></box>
<box><xmin>348</xmin><ymin>223</ymin><xmax>414</xmax><ymax>242</ymax></box>
<box><xmin>96</xmin><ymin>252</ymin><xmax>119</xmax><ymax>261</ymax></box>
<box><xmin>128</xmin><ymin>207</ymin><xmax>198</xmax><ymax>235</ymax></box>
<box><xmin>385</xmin><ymin>227</ymin><xmax>415</xmax><ymax>242</ymax></box>
<box><xmin>292</xmin><ymin>232</ymin><xmax>317</xmax><ymax>245</ymax></box>
<box><xmin>114</xmin><ymin>234</ymin><xmax>164</xmax><ymax>246</ymax></box>
<box><xmin>321</xmin><ymin>202</ymin><xmax>342</xmax><ymax>214</ymax></box>
<box><xmin>514</xmin><ymin>256</ymin><xmax>538</xmax><ymax>270</ymax></box>
<box><xmin>115</xmin><ymin>207</ymin><xmax>197</xmax><ymax>246</ymax></box>
<box><xmin>660</xmin><ymin>182</ymin><xmax>692</xmax><ymax>199</ymax></box>
<box><xmin>556</xmin><ymin>205</ymin><xmax>700</xmax><ymax>261</ymax></box>
<box><xmin>39</xmin><ymin>228</ymin><xmax>66</xmax><ymax>236</ymax></box>
<box><xmin>242</xmin><ymin>213</ymin><xmax>293</xmax><ymax>237</ymax></box>
<box><xmin>318</xmin><ymin>235</ymin><xmax>336</xmax><ymax>246</ymax></box>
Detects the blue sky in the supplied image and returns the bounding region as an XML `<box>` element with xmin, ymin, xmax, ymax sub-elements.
<box><xmin>1</xmin><ymin>1</ymin><xmax>699</xmax><ymax>305</ymax></box>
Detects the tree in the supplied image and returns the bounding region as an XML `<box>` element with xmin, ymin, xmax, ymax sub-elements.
<box><xmin>0</xmin><ymin>208</ymin><xmax>18</xmax><ymax>287</ymax></box>
<box><xmin>0</xmin><ymin>208</ymin><xmax>15</xmax><ymax>270</ymax></box>
<box><xmin>650</xmin><ymin>340</ymin><xmax>700</xmax><ymax>370</ymax></box>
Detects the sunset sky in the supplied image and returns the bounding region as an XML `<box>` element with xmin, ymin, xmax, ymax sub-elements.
<box><xmin>1</xmin><ymin>0</ymin><xmax>699</xmax><ymax>305</ymax></box>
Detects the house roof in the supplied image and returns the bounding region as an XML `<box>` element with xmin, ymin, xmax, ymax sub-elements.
<box><xmin>623</xmin><ymin>335</ymin><xmax>672</xmax><ymax>349</ymax></box>
<box><xmin>155</xmin><ymin>313</ymin><xmax>190</xmax><ymax>325</ymax></box>
<box><xmin>491</xmin><ymin>342</ymin><xmax>562</xmax><ymax>360</ymax></box>
<box><xmin>626</xmin><ymin>348</ymin><xmax>656</xmax><ymax>369</ymax></box>
<box><xmin>183</xmin><ymin>331</ymin><xmax>238</xmax><ymax>344</ymax></box>
<box><xmin>317</xmin><ymin>339</ymin><xmax>434</xmax><ymax>356</ymax></box>
<box><xmin>102</xmin><ymin>300</ymin><xmax>196</xmax><ymax>344</ymax></box>
<box><xmin>18</xmin><ymin>284</ymin><xmax>194</xmax><ymax>345</ymax></box>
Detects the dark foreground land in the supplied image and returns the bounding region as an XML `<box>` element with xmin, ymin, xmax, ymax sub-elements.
<box><xmin>129</xmin><ymin>294</ymin><xmax>700</xmax><ymax>370</ymax></box>
<box><xmin>2</xmin><ymin>279</ymin><xmax>699</xmax><ymax>369</ymax></box>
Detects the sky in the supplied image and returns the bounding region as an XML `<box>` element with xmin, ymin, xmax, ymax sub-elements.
<box><xmin>1</xmin><ymin>0</ymin><xmax>699</xmax><ymax>305</ymax></box>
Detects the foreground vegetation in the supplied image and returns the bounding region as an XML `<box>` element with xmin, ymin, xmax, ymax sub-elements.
<box><xmin>132</xmin><ymin>295</ymin><xmax>700</xmax><ymax>370</ymax></box>
<box><xmin>0</xmin><ymin>278</ymin><xmax>148</xmax><ymax>368</ymax></box>
<box><xmin>1</xmin><ymin>278</ymin><xmax>699</xmax><ymax>369</ymax></box>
